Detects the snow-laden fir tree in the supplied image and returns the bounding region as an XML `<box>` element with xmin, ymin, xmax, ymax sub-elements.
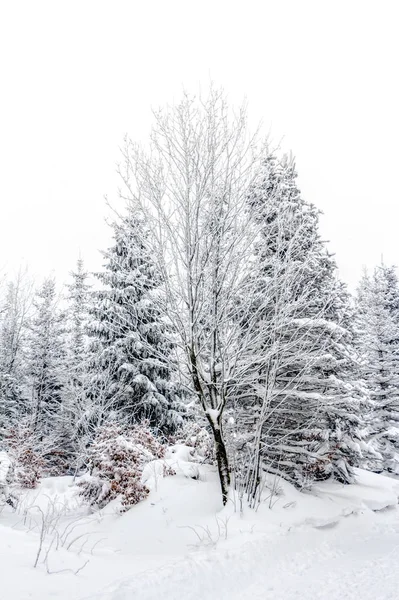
<box><xmin>60</xmin><ymin>258</ymin><xmax>93</xmax><ymax>469</ymax></box>
<box><xmin>0</xmin><ymin>272</ymin><xmax>32</xmax><ymax>438</ymax></box>
<box><xmin>25</xmin><ymin>277</ymin><xmax>66</xmax><ymax>437</ymax></box>
<box><xmin>64</xmin><ymin>258</ymin><xmax>92</xmax><ymax>420</ymax></box>
<box><xmin>88</xmin><ymin>212</ymin><xmax>184</xmax><ymax>434</ymax></box>
<box><xmin>0</xmin><ymin>284</ymin><xmax>21</xmax><ymax>436</ymax></box>
<box><xmin>355</xmin><ymin>264</ymin><xmax>399</xmax><ymax>473</ymax></box>
<box><xmin>67</xmin><ymin>258</ymin><xmax>91</xmax><ymax>372</ymax></box>
<box><xmin>236</xmin><ymin>153</ymin><xmax>368</xmax><ymax>494</ymax></box>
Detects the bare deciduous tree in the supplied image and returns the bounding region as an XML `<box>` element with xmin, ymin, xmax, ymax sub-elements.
<box><xmin>118</xmin><ymin>89</ymin><xmax>264</xmax><ymax>504</ymax></box>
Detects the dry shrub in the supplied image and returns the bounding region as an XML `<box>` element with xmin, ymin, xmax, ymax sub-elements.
<box><xmin>78</xmin><ymin>421</ymin><xmax>166</xmax><ymax>511</ymax></box>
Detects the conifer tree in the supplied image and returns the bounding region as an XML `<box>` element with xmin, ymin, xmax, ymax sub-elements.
<box><xmin>26</xmin><ymin>277</ymin><xmax>66</xmax><ymax>436</ymax></box>
<box><xmin>88</xmin><ymin>212</ymin><xmax>184</xmax><ymax>434</ymax></box>
<box><xmin>61</xmin><ymin>258</ymin><xmax>93</xmax><ymax>468</ymax></box>
<box><xmin>0</xmin><ymin>271</ymin><xmax>32</xmax><ymax>437</ymax></box>
<box><xmin>67</xmin><ymin>258</ymin><xmax>91</xmax><ymax>371</ymax></box>
<box><xmin>356</xmin><ymin>264</ymin><xmax>399</xmax><ymax>473</ymax></box>
<box><xmin>0</xmin><ymin>284</ymin><xmax>22</xmax><ymax>436</ymax></box>
<box><xmin>239</xmin><ymin>153</ymin><xmax>367</xmax><ymax>492</ymax></box>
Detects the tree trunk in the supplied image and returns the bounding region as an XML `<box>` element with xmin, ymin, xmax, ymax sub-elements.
<box><xmin>189</xmin><ymin>349</ymin><xmax>231</xmax><ymax>505</ymax></box>
<box><xmin>208</xmin><ymin>417</ymin><xmax>230</xmax><ymax>505</ymax></box>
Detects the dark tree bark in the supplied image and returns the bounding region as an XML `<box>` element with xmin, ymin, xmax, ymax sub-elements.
<box><xmin>207</xmin><ymin>417</ymin><xmax>230</xmax><ymax>505</ymax></box>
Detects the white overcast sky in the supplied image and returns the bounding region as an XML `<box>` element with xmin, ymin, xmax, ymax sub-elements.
<box><xmin>1</xmin><ymin>0</ymin><xmax>398</xmax><ymax>289</ymax></box>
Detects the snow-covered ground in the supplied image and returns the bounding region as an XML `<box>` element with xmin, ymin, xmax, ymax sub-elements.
<box><xmin>2</xmin><ymin>450</ymin><xmax>399</xmax><ymax>600</ymax></box>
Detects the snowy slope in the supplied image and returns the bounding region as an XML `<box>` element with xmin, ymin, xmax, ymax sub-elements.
<box><xmin>1</xmin><ymin>459</ymin><xmax>399</xmax><ymax>600</ymax></box>
<box><xmin>86</xmin><ymin>516</ymin><xmax>399</xmax><ymax>600</ymax></box>
<box><xmin>85</xmin><ymin>468</ymin><xmax>399</xmax><ymax>600</ymax></box>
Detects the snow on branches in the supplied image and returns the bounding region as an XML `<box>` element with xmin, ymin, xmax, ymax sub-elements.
<box><xmin>78</xmin><ymin>421</ymin><xmax>168</xmax><ymax>511</ymax></box>
<box><xmin>6</xmin><ymin>422</ymin><xmax>44</xmax><ymax>489</ymax></box>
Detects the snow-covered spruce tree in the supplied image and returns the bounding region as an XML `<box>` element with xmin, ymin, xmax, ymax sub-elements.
<box><xmin>25</xmin><ymin>277</ymin><xmax>66</xmax><ymax>439</ymax></box>
<box><xmin>236</xmin><ymin>153</ymin><xmax>368</xmax><ymax>494</ymax></box>
<box><xmin>355</xmin><ymin>264</ymin><xmax>399</xmax><ymax>473</ymax></box>
<box><xmin>67</xmin><ymin>258</ymin><xmax>91</xmax><ymax>372</ymax></box>
<box><xmin>0</xmin><ymin>285</ymin><xmax>20</xmax><ymax>432</ymax></box>
<box><xmin>62</xmin><ymin>258</ymin><xmax>94</xmax><ymax>468</ymax></box>
<box><xmin>119</xmin><ymin>89</ymin><xmax>268</xmax><ymax>505</ymax></box>
<box><xmin>87</xmin><ymin>212</ymin><xmax>184</xmax><ymax>434</ymax></box>
<box><xmin>0</xmin><ymin>273</ymin><xmax>32</xmax><ymax>437</ymax></box>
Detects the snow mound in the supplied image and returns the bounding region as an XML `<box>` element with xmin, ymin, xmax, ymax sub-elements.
<box><xmin>0</xmin><ymin>451</ymin><xmax>11</xmax><ymax>485</ymax></box>
<box><xmin>312</xmin><ymin>468</ymin><xmax>399</xmax><ymax>513</ymax></box>
<box><xmin>142</xmin><ymin>444</ymin><xmax>201</xmax><ymax>487</ymax></box>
